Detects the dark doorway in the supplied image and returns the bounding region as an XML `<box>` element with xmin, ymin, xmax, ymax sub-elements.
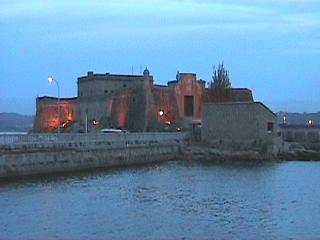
<box><xmin>184</xmin><ymin>96</ymin><xmax>194</xmax><ymax>117</ymax></box>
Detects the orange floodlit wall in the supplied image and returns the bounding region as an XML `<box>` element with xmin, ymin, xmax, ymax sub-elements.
<box><xmin>173</xmin><ymin>74</ymin><xmax>204</xmax><ymax>120</ymax></box>
<box><xmin>109</xmin><ymin>92</ymin><xmax>130</xmax><ymax>129</ymax></box>
<box><xmin>33</xmin><ymin>71</ymin><xmax>254</xmax><ymax>133</ymax></box>
<box><xmin>152</xmin><ymin>87</ymin><xmax>179</xmax><ymax>125</ymax></box>
<box><xmin>33</xmin><ymin>97</ymin><xmax>76</xmax><ymax>133</ymax></box>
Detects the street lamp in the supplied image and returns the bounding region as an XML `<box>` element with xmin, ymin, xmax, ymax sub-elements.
<box><xmin>48</xmin><ymin>75</ymin><xmax>61</xmax><ymax>133</ymax></box>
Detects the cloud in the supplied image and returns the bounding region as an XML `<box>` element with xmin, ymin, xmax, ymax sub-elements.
<box><xmin>190</xmin><ymin>0</ymin><xmax>320</xmax><ymax>6</ymax></box>
<box><xmin>1</xmin><ymin>0</ymin><xmax>319</xmax><ymax>45</ymax></box>
<box><xmin>282</xmin><ymin>12</ymin><xmax>320</xmax><ymax>28</ymax></box>
<box><xmin>0</xmin><ymin>0</ymin><xmax>274</xmax><ymax>32</ymax></box>
<box><xmin>1</xmin><ymin>0</ymin><xmax>318</xmax><ymax>31</ymax></box>
<box><xmin>0</xmin><ymin>0</ymin><xmax>59</xmax><ymax>19</ymax></box>
<box><xmin>0</xmin><ymin>0</ymin><xmax>269</xmax><ymax>20</ymax></box>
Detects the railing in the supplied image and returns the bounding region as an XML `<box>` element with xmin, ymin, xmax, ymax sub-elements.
<box><xmin>0</xmin><ymin>132</ymin><xmax>188</xmax><ymax>146</ymax></box>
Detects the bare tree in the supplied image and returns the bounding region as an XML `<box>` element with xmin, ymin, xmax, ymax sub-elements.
<box><xmin>209</xmin><ymin>63</ymin><xmax>232</xmax><ymax>102</ymax></box>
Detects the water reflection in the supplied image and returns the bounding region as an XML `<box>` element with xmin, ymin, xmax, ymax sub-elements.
<box><xmin>1</xmin><ymin>161</ymin><xmax>320</xmax><ymax>239</ymax></box>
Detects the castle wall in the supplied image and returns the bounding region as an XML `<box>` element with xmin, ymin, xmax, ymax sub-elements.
<box><xmin>75</xmin><ymin>70</ymin><xmax>154</xmax><ymax>132</ymax></box>
<box><xmin>77</xmin><ymin>72</ymin><xmax>152</xmax><ymax>98</ymax></box>
<box><xmin>34</xmin><ymin>70</ymin><xmax>255</xmax><ymax>133</ymax></box>
<box><xmin>33</xmin><ymin>97</ymin><xmax>76</xmax><ymax>133</ymax></box>
<box><xmin>109</xmin><ymin>91</ymin><xmax>131</xmax><ymax>129</ymax></box>
<box><xmin>75</xmin><ymin>96</ymin><xmax>109</xmax><ymax>132</ymax></box>
<box><xmin>152</xmin><ymin>86</ymin><xmax>180</xmax><ymax>126</ymax></box>
<box><xmin>109</xmin><ymin>84</ymin><xmax>151</xmax><ymax>132</ymax></box>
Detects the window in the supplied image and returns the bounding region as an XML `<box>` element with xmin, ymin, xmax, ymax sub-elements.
<box><xmin>123</xmin><ymin>84</ymin><xmax>127</xmax><ymax>88</ymax></box>
<box><xmin>267</xmin><ymin>122</ymin><xmax>274</xmax><ymax>133</ymax></box>
<box><xmin>104</xmin><ymin>90</ymin><xmax>108</xmax><ymax>94</ymax></box>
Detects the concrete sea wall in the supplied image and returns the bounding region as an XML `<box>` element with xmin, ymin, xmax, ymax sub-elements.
<box><xmin>0</xmin><ymin>133</ymin><xmax>187</xmax><ymax>178</ymax></box>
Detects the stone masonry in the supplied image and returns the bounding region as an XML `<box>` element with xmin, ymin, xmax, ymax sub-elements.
<box><xmin>33</xmin><ymin>69</ymin><xmax>253</xmax><ymax>133</ymax></box>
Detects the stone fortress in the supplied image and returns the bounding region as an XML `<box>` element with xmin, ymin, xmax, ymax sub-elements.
<box><xmin>33</xmin><ymin>68</ymin><xmax>253</xmax><ymax>133</ymax></box>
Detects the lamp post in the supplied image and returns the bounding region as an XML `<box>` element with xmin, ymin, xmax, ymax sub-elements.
<box><xmin>48</xmin><ymin>75</ymin><xmax>61</xmax><ymax>133</ymax></box>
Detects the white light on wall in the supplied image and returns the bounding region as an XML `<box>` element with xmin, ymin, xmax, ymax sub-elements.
<box><xmin>283</xmin><ymin>115</ymin><xmax>287</xmax><ymax>123</ymax></box>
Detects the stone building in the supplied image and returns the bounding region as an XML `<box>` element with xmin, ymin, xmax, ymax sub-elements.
<box><xmin>33</xmin><ymin>69</ymin><xmax>253</xmax><ymax>133</ymax></box>
<box><xmin>201</xmin><ymin>102</ymin><xmax>277</xmax><ymax>149</ymax></box>
<box><xmin>33</xmin><ymin>97</ymin><xmax>77</xmax><ymax>133</ymax></box>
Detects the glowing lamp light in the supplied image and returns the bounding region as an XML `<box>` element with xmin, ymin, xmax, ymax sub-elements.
<box><xmin>165</xmin><ymin>120</ymin><xmax>171</xmax><ymax>125</ymax></box>
<box><xmin>159</xmin><ymin>110</ymin><xmax>164</xmax><ymax>116</ymax></box>
<box><xmin>283</xmin><ymin>115</ymin><xmax>287</xmax><ymax>123</ymax></box>
<box><xmin>48</xmin><ymin>76</ymin><xmax>54</xmax><ymax>84</ymax></box>
<box><xmin>92</xmin><ymin>119</ymin><xmax>99</xmax><ymax>126</ymax></box>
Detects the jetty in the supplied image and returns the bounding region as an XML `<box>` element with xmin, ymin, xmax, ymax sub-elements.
<box><xmin>0</xmin><ymin>133</ymin><xmax>187</xmax><ymax>178</ymax></box>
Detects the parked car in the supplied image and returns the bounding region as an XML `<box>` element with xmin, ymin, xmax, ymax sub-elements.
<box><xmin>100</xmin><ymin>128</ymin><xmax>129</xmax><ymax>133</ymax></box>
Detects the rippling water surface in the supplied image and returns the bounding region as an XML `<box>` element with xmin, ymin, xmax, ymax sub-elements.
<box><xmin>1</xmin><ymin>161</ymin><xmax>320</xmax><ymax>239</ymax></box>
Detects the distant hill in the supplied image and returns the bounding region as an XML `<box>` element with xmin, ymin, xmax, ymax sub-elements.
<box><xmin>0</xmin><ymin>113</ymin><xmax>34</xmax><ymax>132</ymax></box>
<box><xmin>277</xmin><ymin>112</ymin><xmax>320</xmax><ymax>125</ymax></box>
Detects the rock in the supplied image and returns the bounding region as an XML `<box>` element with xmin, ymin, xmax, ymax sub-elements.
<box><xmin>183</xmin><ymin>145</ymin><xmax>271</xmax><ymax>163</ymax></box>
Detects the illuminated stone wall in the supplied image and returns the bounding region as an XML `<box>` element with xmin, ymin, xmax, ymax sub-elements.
<box><xmin>33</xmin><ymin>70</ymin><xmax>254</xmax><ymax>133</ymax></box>
<box><xmin>171</xmin><ymin>73</ymin><xmax>205</xmax><ymax>122</ymax></box>
<box><xmin>75</xmin><ymin>96</ymin><xmax>109</xmax><ymax>132</ymax></box>
<box><xmin>109</xmin><ymin>90</ymin><xmax>131</xmax><ymax>129</ymax></box>
<box><xmin>109</xmin><ymin>81</ymin><xmax>155</xmax><ymax>132</ymax></box>
<box><xmin>33</xmin><ymin>97</ymin><xmax>76</xmax><ymax>133</ymax></box>
<box><xmin>152</xmin><ymin>86</ymin><xmax>180</xmax><ymax>126</ymax></box>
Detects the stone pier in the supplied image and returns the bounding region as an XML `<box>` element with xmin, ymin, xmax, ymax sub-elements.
<box><xmin>0</xmin><ymin>133</ymin><xmax>187</xmax><ymax>178</ymax></box>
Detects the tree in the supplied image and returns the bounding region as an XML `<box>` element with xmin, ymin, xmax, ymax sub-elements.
<box><xmin>209</xmin><ymin>63</ymin><xmax>232</xmax><ymax>102</ymax></box>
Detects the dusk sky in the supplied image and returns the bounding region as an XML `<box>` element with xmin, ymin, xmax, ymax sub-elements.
<box><xmin>1</xmin><ymin>0</ymin><xmax>319</xmax><ymax>115</ymax></box>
